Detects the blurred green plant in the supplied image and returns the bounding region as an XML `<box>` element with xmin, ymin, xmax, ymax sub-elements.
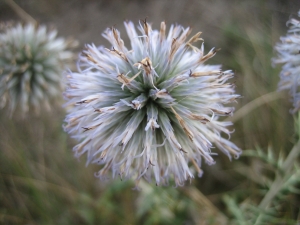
<box><xmin>136</xmin><ymin>181</ymin><xmax>197</xmax><ymax>225</ymax></box>
<box><xmin>218</xmin><ymin>4</ymin><xmax>300</xmax><ymax>224</ymax></box>
<box><xmin>218</xmin><ymin>8</ymin><xmax>293</xmax><ymax>151</ymax></box>
<box><xmin>223</xmin><ymin>134</ymin><xmax>300</xmax><ymax>224</ymax></box>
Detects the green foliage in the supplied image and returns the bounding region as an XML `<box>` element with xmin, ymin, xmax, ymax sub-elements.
<box><xmin>223</xmin><ymin>114</ymin><xmax>300</xmax><ymax>224</ymax></box>
<box><xmin>224</xmin><ymin>145</ymin><xmax>300</xmax><ymax>224</ymax></box>
<box><xmin>136</xmin><ymin>182</ymin><xmax>196</xmax><ymax>225</ymax></box>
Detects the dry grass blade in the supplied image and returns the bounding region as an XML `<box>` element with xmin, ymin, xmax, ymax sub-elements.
<box><xmin>227</xmin><ymin>91</ymin><xmax>284</xmax><ymax>123</ymax></box>
<box><xmin>182</xmin><ymin>186</ymin><xmax>228</xmax><ymax>224</ymax></box>
<box><xmin>2</xmin><ymin>174</ymin><xmax>79</xmax><ymax>202</ymax></box>
<box><xmin>5</xmin><ymin>0</ymin><xmax>37</xmax><ymax>24</ymax></box>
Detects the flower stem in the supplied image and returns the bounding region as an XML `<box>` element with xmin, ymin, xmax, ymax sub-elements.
<box><xmin>5</xmin><ymin>0</ymin><xmax>37</xmax><ymax>24</ymax></box>
<box><xmin>227</xmin><ymin>91</ymin><xmax>283</xmax><ymax>123</ymax></box>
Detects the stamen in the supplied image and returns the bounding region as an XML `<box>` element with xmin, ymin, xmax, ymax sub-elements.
<box><xmin>141</xmin><ymin>18</ymin><xmax>149</xmax><ymax>36</ymax></box>
<box><xmin>189</xmin><ymin>114</ymin><xmax>210</xmax><ymax>124</ymax></box>
<box><xmin>82</xmin><ymin>123</ymin><xmax>101</xmax><ymax>132</ymax></box>
<box><xmin>76</xmin><ymin>97</ymin><xmax>98</xmax><ymax>105</ymax></box>
<box><xmin>190</xmin><ymin>70</ymin><xmax>222</xmax><ymax>77</ymax></box>
<box><xmin>199</xmin><ymin>48</ymin><xmax>221</xmax><ymax>63</ymax></box>
<box><xmin>117</xmin><ymin>71</ymin><xmax>142</xmax><ymax>90</ymax></box>
<box><xmin>170</xmin><ymin>106</ymin><xmax>194</xmax><ymax>141</ymax></box>
<box><xmin>105</xmin><ymin>47</ymin><xmax>129</xmax><ymax>62</ymax></box>
<box><xmin>82</xmin><ymin>52</ymin><xmax>102</xmax><ymax>68</ymax></box>
<box><xmin>160</xmin><ymin>21</ymin><xmax>166</xmax><ymax>42</ymax></box>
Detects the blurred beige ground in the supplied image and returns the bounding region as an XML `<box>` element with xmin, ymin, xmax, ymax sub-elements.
<box><xmin>1</xmin><ymin>0</ymin><xmax>299</xmax><ymax>48</ymax></box>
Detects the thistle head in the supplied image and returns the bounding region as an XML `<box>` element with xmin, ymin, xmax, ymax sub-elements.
<box><xmin>0</xmin><ymin>23</ymin><xmax>75</xmax><ymax>115</ymax></box>
<box><xmin>273</xmin><ymin>11</ymin><xmax>300</xmax><ymax>113</ymax></box>
<box><xmin>64</xmin><ymin>19</ymin><xmax>241</xmax><ymax>186</ymax></box>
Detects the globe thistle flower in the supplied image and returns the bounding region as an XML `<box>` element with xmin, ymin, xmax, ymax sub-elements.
<box><xmin>64</xmin><ymin>19</ymin><xmax>241</xmax><ymax>186</ymax></box>
<box><xmin>273</xmin><ymin>11</ymin><xmax>300</xmax><ymax>113</ymax></box>
<box><xmin>0</xmin><ymin>23</ymin><xmax>74</xmax><ymax>115</ymax></box>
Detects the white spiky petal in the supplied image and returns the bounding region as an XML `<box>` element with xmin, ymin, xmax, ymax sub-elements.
<box><xmin>64</xmin><ymin>20</ymin><xmax>241</xmax><ymax>186</ymax></box>
<box><xmin>0</xmin><ymin>23</ymin><xmax>73</xmax><ymax>115</ymax></box>
<box><xmin>273</xmin><ymin>11</ymin><xmax>300</xmax><ymax>113</ymax></box>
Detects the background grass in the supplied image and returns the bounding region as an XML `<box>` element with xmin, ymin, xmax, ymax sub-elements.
<box><xmin>0</xmin><ymin>0</ymin><xmax>300</xmax><ymax>224</ymax></box>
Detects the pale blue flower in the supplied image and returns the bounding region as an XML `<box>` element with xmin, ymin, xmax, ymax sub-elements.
<box><xmin>0</xmin><ymin>23</ymin><xmax>74</xmax><ymax>115</ymax></box>
<box><xmin>64</xmin><ymin>20</ymin><xmax>241</xmax><ymax>186</ymax></box>
<box><xmin>273</xmin><ymin>11</ymin><xmax>300</xmax><ymax>113</ymax></box>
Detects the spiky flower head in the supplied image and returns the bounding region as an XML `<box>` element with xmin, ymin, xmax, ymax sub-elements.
<box><xmin>64</xmin><ymin>20</ymin><xmax>241</xmax><ymax>186</ymax></box>
<box><xmin>0</xmin><ymin>23</ymin><xmax>74</xmax><ymax>115</ymax></box>
<box><xmin>273</xmin><ymin>11</ymin><xmax>300</xmax><ymax>113</ymax></box>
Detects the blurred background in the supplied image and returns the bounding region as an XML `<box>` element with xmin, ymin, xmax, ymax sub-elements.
<box><xmin>0</xmin><ymin>0</ymin><xmax>300</xmax><ymax>224</ymax></box>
